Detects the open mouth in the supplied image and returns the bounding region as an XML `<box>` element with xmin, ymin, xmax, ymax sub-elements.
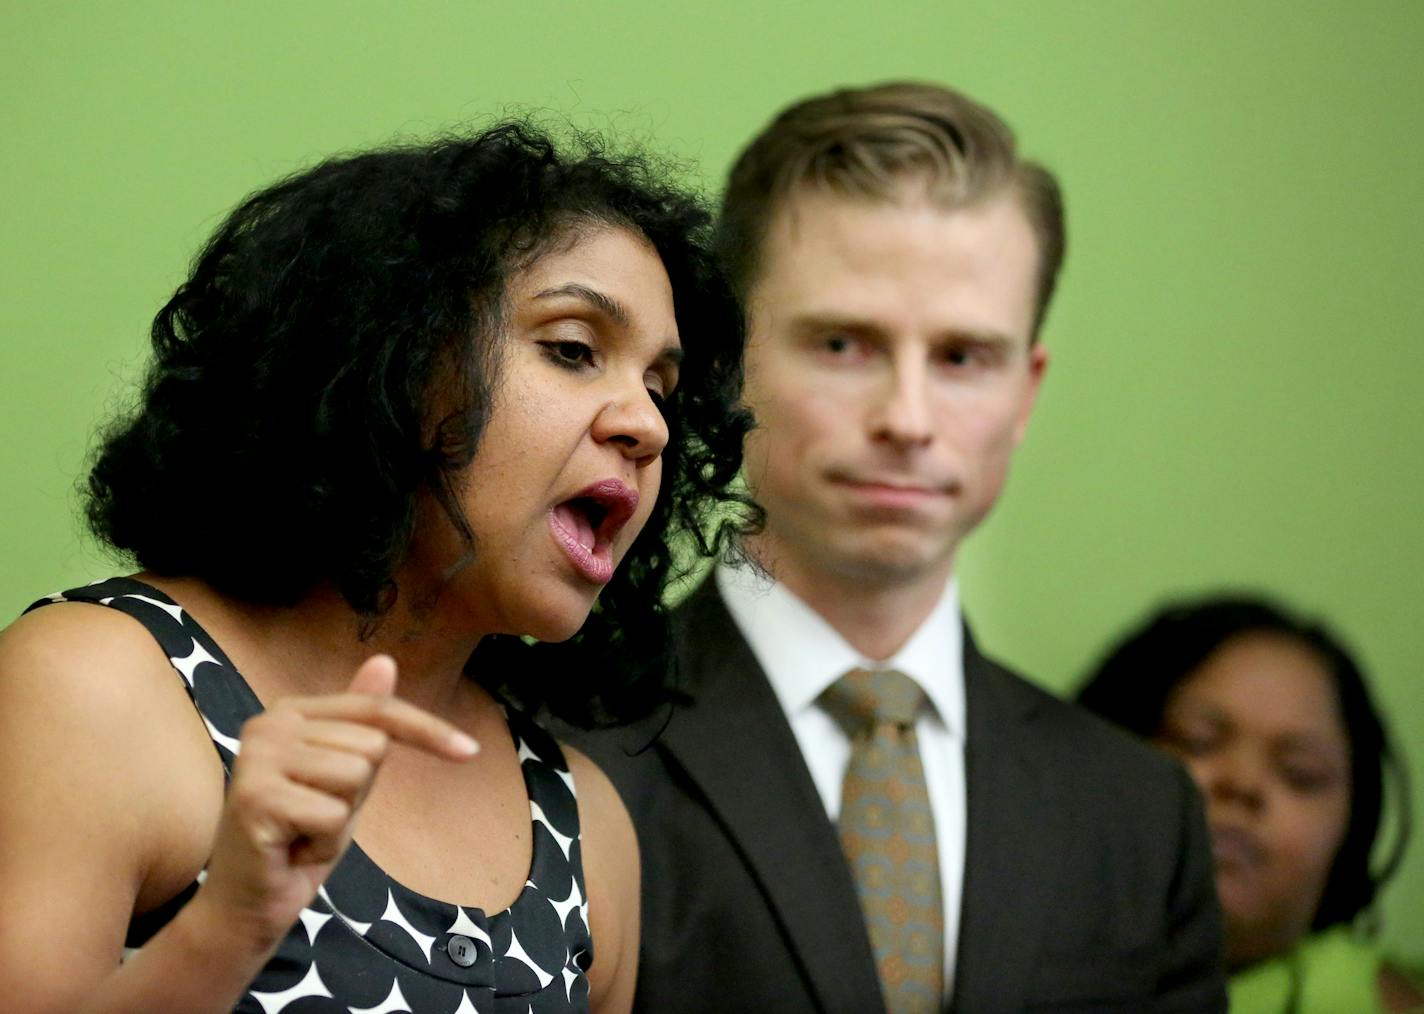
<box><xmin>555</xmin><ymin>481</ymin><xmax>638</xmax><ymax>550</ymax></box>
<box><xmin>555</xmin><ymin>496</ymin><xmax>611</xmax><ymax>552</ymax></box>
<box><xmin>549</xmin><ymin>479</ymin><xmax>640</xmax><ymax>584</ymax></box>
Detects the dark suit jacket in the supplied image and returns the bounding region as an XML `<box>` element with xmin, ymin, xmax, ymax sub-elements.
<box><xmin>571</xmin><ymin>579</ymin><xmax>1227</xmax><ymax>1013</ymax></box>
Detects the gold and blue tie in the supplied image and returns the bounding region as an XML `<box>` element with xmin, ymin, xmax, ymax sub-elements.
<box><xmin>820</xmin><ymin>668</ymin><xmax>943</xmax><ymax>1013</ymax></box>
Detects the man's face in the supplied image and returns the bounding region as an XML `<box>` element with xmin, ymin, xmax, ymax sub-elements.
<box><xmin>741</xmin><ymin>188</ymin><xmax>1047</xmax><ymax>593</ymax></box>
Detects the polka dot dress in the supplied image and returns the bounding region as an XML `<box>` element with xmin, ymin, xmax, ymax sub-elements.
<box><xmin>29</xmin><ymin>578</ymin><xmax>593</xmax><ymax>1014</ymax></box>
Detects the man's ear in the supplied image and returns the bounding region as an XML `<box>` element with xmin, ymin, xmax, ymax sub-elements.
<box><xmin>1013</xmin><ymin>342</ymin><xmax>1050</xmax><ymax>446</ymax></box>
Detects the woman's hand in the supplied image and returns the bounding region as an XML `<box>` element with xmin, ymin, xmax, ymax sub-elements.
<box><xmin>192</xmin><ymin>654</ymin><xmax>480</xmax><ymax>953</ymax></box>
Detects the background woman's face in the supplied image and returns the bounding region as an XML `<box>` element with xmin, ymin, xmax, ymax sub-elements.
<box><xmin>1156</xmin><ymin>633</ymin><xmax>1351</xmax><ymax>969</ymax></box>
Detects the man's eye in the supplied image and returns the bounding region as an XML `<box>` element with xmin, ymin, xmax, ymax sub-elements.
<box><xmin>822</xmin><ymin>334</ymin><xmax>865</xmax><ymax>357</ymax></box>
<box><xmin>942</xmin><ymin>345</ymin><xmax>979</xmax><ymax>367</ymax></box>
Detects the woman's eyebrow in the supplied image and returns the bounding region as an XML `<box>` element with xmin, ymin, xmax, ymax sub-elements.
<box><xmin>533</xmin><ymin>283</ymin><xmax>629</xmax><ymax>327</ymax></box>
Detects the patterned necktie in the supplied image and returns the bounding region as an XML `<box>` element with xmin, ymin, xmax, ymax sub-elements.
<box><xmin>820</xmin><ymin>668</ymin><xmax>943</xmax><ymax>1013</ymax></box>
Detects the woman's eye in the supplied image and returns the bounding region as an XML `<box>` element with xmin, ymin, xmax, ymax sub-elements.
<box><xmin>1163</xmin><ymin>728</ymin><xmax>1218</xmax><ymax>756</ymax></box>
<box><xmin>543</xmin><ymin>340</ymin><xmax>595</xmax><ymax>369</ymax></box>
<box><xmin>1281</xmin><ymin>767</ymin><xmax>1336</xmax><ymax>794</ymax></box>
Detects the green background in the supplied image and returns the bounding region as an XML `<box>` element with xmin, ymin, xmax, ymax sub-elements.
<box><xmin>4</xmin><ymin>0</ymin><xmax>1421</xmax><ymax>964</ymax></box>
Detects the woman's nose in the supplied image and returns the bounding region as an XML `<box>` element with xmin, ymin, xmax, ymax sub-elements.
<box><xmin>1202</xmin><ymin>751</ymin><xmax>1267</xmax><ymax>813</ymax></box>
<box><xmin>592</xmin><ymin>385</ymin><xmax>670</xmax><ymax>465</ymax></box>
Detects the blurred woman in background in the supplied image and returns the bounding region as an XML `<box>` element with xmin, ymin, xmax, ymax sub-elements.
<box><xmin>1078</xmin><ymin>595</ymin><xmax>1421</xmax><ymax>1013</ymax></box>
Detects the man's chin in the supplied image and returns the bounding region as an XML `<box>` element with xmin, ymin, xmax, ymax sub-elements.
<box><xmin>816</xmin><ymin>536</ymin><xmax>957</xmax><ymax>589</ymax></box>
<box><xmin>750</xmin><ymin>522</ymin><xmax>960</xmax><ymax>590</ymax></box>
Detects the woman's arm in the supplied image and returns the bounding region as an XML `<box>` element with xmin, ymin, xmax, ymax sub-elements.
<box><xmin>567</xmin><ymin>746</ymin><xmax>641</xmax><ymax>1014</ymax></box>
<box><xmin>0</xmin><ymin>605</ymin><xmax>477</xmax><ymax>1014</ymax></box>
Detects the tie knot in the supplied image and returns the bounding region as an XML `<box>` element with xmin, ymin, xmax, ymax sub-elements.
<box><xmin>820</xmin><ymin>668</ymin><xmax>928</xmax><ymax>734</ymax></box>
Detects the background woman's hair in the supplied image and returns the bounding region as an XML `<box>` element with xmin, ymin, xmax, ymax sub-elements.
<box><xmin>1076</xmin><ymin>594</ymin><xmax>1411</xmax><ymax>930</ymax></box>
<box><xmin>85</xmin><ymin>119</ymin><xmax>759</xmax><ymax>727</ymax></box>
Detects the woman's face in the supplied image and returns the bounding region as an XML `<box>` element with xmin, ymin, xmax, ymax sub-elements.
<box><xmin>411</xmin><ymin>224</ymin><xmax>681</xmax><ymax>643</ymax></box>
<box><xmin>1156</xmin><ymin>633</ymin><xmax>1351</xmax><ymax>969</ymax></box>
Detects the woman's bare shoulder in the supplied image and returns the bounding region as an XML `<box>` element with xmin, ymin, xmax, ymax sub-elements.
<box><xmin>0</xmin><ymin>594</ymin><xmax>225</xmax><ymax>878</ymax></box>
<box><xmin>0</xmin><ymin>594</ymin><xmax>222</xmax><ymax>783</ymax></box>
<box><xmin>0</xmin><ymin>597</ymin><xmax>188</xmax><ymax>716</ymax></box>
<box><xmin>0</xmin><ymin>598</ymin><xmax>221</xmax><ymax>813</ymax></box>
<box><xmin>0</xmin><ymin>598</ymin><xmax>227</xmax><ymax>999</ymax></box>
<box><xmin>562</xmin><ymin>743</ymin><xmax>637</xmax><ymax>851</ymax></box>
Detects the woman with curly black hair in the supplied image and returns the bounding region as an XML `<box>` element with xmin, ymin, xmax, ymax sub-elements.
<box><xmin>1077</xmin><ymin>596</ymin><xmax>1420</xmax><ymax>1013</ymax></box>
<box><xmin>0</xmin><ymin>121</ymin><xmax>755</xmax><ymax>1013</ymax></box>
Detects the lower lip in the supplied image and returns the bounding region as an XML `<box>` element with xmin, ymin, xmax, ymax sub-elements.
<box><xmin>548</xmin><ymin>512</ymin><xmax>615</xmax><ymax>585</ymax></box>
<box><xmin>836</xmin><ymin>481</ymin><xmax>947</xmax><ymax>511</ymax></box>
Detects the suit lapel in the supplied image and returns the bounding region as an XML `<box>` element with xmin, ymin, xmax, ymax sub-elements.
<box><xmin>950</xmin><ymin>629</ymin><xmax>1059</xmax><ymax>1014</ymax></box>
<box><xmin>662</xmin><ymin>580</ymin><xmax>884</xmax><ymax>1013</ymax></box>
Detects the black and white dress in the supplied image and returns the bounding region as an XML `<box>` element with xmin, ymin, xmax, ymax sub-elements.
<box><xmin>29</xmin><ymin>578</ymin><xmax>594</xmax><ymax>1014</ymax></box>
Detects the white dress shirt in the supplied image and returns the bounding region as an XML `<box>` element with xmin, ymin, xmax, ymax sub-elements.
<box><xmin>716</xmin><ymin>561</ymin><xmax>967</xmax><ymax>999</ymax></box>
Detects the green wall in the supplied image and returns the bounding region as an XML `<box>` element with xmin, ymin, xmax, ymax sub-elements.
<box><xmin>4</xmin><ymin>0</ymin><xmax>1421</xmax><ymax>963</ymax></box>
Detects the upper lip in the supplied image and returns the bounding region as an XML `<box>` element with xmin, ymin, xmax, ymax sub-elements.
<box><xmin>560</xmin><ymin>478</ymin><xmax>640</xmax><ymax>545</ymax></box>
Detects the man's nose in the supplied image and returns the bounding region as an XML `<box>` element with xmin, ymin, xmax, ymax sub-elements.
<box><xmin>869</xmin><ymin>356</ymin><xmax>933</xmax><ymax>447</ymax></box>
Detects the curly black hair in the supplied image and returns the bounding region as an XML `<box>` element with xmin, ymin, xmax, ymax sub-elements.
<box><xmin>1075</xmin><ymin>595</ymin><xmax>1411</xmax><ymax>931</ymax></box>
<box><xmin>85</xmin><ymin>120</ymin><xmax>759</xmax><ymax>727</ymax></box>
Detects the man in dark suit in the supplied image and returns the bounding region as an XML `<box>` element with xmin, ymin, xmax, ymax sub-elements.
<box><xmin>576</xmin><ymin>82</ymin><xmax>1226</xmax><ymax>1012</ymax></box>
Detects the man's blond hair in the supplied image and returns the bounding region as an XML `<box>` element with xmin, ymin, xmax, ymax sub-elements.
<box><xmin>717</xmin><ymin>81</ymin><xmax>1066</xmax><ymax>335</ymax></box>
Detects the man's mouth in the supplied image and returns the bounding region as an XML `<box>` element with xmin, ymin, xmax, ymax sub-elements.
<box><xmin>828</xmin><ymin>471</ymin><xmax>958</xmax><ymax>509</ymax></box>
<box><xmin>829</xmin><ymin>466</ymin><xmax>957</xmax><ymax>493</ymax></box>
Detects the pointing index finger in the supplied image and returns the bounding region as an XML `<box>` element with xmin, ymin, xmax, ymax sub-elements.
<box><xmin>299</xmin><ymin>692</ymin><xmax>479</xmax><ymax>760</ymax></box>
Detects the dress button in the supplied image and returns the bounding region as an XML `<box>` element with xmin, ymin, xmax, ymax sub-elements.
<box><xmin>448</xmin><ymin>934</ymin><xmax>478</xmax><ymax>967</ymax></box>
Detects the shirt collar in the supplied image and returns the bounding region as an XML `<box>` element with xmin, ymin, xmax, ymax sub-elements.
<box><xmin>715</xmin><ymin>561</ymin><xmax>966</xmax><ymax>740</ymax></box>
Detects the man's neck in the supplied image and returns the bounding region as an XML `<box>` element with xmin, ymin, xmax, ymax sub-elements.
<box><xmin>747</xmin><ymin>545</ymin><xmax>955</xmax><ymax>662</ymax></box>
